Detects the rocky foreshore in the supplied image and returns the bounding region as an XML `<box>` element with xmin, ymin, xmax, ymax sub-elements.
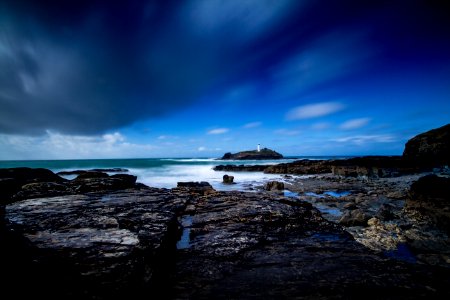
<box><xmin>1</xmin><ymin>167</ymin><xmax>450</xmax><ymax>299</ymax></box>
<box><xmin>1</xmin><ymin>124</ymin><xmax>450</xmax><ymax>299</ymax></box>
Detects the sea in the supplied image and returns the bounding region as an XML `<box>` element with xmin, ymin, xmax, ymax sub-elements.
<box><xmin>0</xmin><ymin>156</ymin><xmax>348</xmax><ymax>191</ymax></box>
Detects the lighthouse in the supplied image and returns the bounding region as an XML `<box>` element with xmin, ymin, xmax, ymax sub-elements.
<box><xmin>257</xmin><ymin>144</ymin><xmax>261</xmax><ymax>152</ymax></box>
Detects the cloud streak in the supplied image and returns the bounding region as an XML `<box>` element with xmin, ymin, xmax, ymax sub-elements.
<box><xmin>207</xmin><ymin>128</ymin><xmax>229</xmax><ymax>135</ymax></box>
<box><xmin>243</xmin><ymin>122</ymin><xmax>262</xmax><ymax>128</ymax></box>
<box><xmin>286</xmin><ymin>102</ymin><xmax>344</xmax><ymax>120</ymax></box>
<box><xmin>340</xmin><ymin>118</ymin><xmax>371</xmax><ymax>130</ymax></box>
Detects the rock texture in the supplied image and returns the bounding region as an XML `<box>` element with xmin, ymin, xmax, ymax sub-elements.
<box><xmin>3</xmin><ymin>181</ymin><xmax>450</xmax><ymax>299</ymax></box>
<box><xmin>403</xmin><ymin>123</ymin><xmax>450</xmax><ymax>166</ymax></box>
<box><xmin>220</xmin><ymin>148</ymin><xmax>283</xmax><ymax>160</ymax></box>
<box><xmin>0</xmin><ymin>168</ymin><xmax>137</xmax><ymax>205</ymax></box>
<box><xmin>3</xmin><ymin>187</ymin><xmax>188</xmax><ymax>299</ymax></box>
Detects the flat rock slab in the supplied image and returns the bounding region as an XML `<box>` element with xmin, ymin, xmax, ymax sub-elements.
<box><xmin>4</xmin><ymin>188</ymin><xmax>189</xmax><ymax>299</ymax></box>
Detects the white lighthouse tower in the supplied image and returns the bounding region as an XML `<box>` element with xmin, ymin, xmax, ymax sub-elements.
<box><xmin>257</xmin><ymin>144</ymin><xmax>261</xmax><ymax>152</ymax></box>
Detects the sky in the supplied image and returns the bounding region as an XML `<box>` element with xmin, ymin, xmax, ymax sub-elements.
<box><xmin>1</xmin><ymin>0</ymin><xmax>449</xmax><ymax>159</ymax></box>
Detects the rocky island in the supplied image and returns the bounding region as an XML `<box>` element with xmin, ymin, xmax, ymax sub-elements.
<box><xmin>220</xmin><ymin>147</ymin><xmax>283</xmax><ymax>160</ymax></box>
<box><xmin>1</xmin><ymin>123</ymin><xmax>450</xmax><ymax>299</ymax></box>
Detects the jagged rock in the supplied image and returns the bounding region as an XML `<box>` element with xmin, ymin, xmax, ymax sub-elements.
<box><xmin>403</xmin><ymin>123</ymin><xmax>450</xmax><ymax>166</ymax></box>
<box><xmin>2</xmin><ymin>168</ymin><xmax>138</xmax><ymax>203</ymax></box>
<box><xmin>222</xmin><ymin>175</ymin><xmax>234</xmax><ymax>184</ymax></box>
<box><xmin>220</xmin><ymin>148</ymin><xmax>283</xmax><ymax>160</ymax></box>
<box><xmin>3</xmin><ymin>189</ymin><xmax>189</xmax><ymax>299</ymax></box>
<box><xmin>0</xmin><ymin>168</ymin><xmax>67</xmax><ymax>204</ymax></box>
<box><xmin>265</xmin><ymin>181</ymin><xmax>284</xmax><ymax>191</ymax></box>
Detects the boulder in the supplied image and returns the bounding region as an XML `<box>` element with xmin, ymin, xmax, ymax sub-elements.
<box><xmin>222</xmin><ymin>175</ymin><xmax>234</xmax><ymax>184</ymax></box>
<box><xmin>265</xmin><ymin>181</ymin><xmax>284</xmax><ymax>191</ymax></box>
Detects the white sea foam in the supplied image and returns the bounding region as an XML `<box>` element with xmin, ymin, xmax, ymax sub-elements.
<box><xmin>130</xmin><ymin>165</ymin><xmax>286</xmax><ymax>191</ymax></box>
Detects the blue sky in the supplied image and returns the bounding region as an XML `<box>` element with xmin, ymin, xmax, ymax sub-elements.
<box><xmin>1</xmin><ymin>0</ymin><xmax>449</xmax><ymax>159</ymax></box>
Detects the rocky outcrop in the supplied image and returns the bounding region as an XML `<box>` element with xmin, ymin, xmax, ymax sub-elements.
<box><xmin>1</xmin><ymin>168</ymin><xmax>137</xmax><ymax>204</ymax></box>
<box><xmin>265</xmin><ymin>159</ymin><xmax>332</xmax><ymax>174</ymax></box>
<box><xmin>220</xmin><ymin>148</ymin><xmax>283</xmax><ymax>160</ymax></box>
<box><xmin>3</xmin><ymin>188</ymin><xmax>189</xmax><ymax>299</ymax></box>
<box><xmin>403</xmin><ymin>123</ymin><xmax>450</xmax><ymax>166</ymax></box>
<box><xmin>3</xmin><ymin>176</ymin><xmax>450</xmax><ymax>298</ymax></box>
<box><xmin>331</xmin><ymin>156</ymin><xmax>427</xmax><ymax>178</ymax></box>
<box><xmin>0</xmin><ymin>168</ymin><xmax>67</xmax><ymax>204</ymax></box>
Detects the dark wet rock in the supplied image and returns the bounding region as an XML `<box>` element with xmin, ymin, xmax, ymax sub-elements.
<box><xmin>0</xmin><ymin>168</ymin><xmax>67</xmax><ymax>205</ymax></box>
<box><xmin>213</xmin><ymin>164</ymin><xmax>268</xmax><ymax>172</ymax></box>
<box><xmin>222</xmin><ymin>174</ymin><xmax>234</xmax><ymax>184</ymax></box>
<box><xmin>74</xmin><ymin>171</ymin><xmax>110</xmax><ymax>179</ymax></box>
<box><xmin>3</xmin><ymin>189</ymin><xmax>188</xmax><ymax>299</ymax></box>
<box><xmin>176</xmin><ymin>181</ymin><xmax>215</xmax><ymax>195</ymax></box>
<box><xmin>403</xmin><ymin>123</ymin><xmax>450</xmax><ymax>167</ymax></box>
<box><xmin>339</xmin><ymin>209</ymin><xmax>371</xmax><ymax>226</ymax></box>
<box><xmin>220</xmin><ymin>148</ymin><xmax>283</xmax><ymax>160</ymax></box>
<box><xmin>57</xmin><ymin>168</ymin><xmax>129</xmax><ymax>176</ymax></box>
<box><xmin>331</xmin><ymin>156</ymin><xmax>426</xmax><ymax>178</ymax></box>
<box><xmin>2</xmin><ymin>168</ymin><xmax>138</xmax><ymax>203</ymax></box>
<box><xmin>13</xmin><ymin>182</ymin><xmax>69</xmax><ymax>200</ymax></box>
<box><xmin>173</xmin><ymin>191</ymin><xmax>450</xmax><ymax>299</ymax></box>
<box><xmin>265</xmin><ymin>180</ymin><xmax>284</xmax><ymax>191</ymax></box>
<box><xmin>69</xmin><ymin>174</ymin><xmax>138</xmax><ymax>193</ymax></box>
<box><xmin>406</xmin><ymin>174</ymin><xmax>450</xmax><ymax>231</ymax></box>
<box><xmin>376</xmin><ymin>203</ymin><xmax>396</xmax><ymax>221</ymax></box>
<box><xmin>3</xmin><ymin>182</ymin><xmax>450</xmax><ymax>298</ymax></box>
<box><xmin>265</xmin><ymin>159</ymin><xmax>332</xmax><ymax>174</ymax></box>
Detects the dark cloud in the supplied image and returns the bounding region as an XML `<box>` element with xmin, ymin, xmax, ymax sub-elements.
<box><xmin>1</xmin><ymin>0</ymin><xmax>449</xmax><ymax>134</ymax></box>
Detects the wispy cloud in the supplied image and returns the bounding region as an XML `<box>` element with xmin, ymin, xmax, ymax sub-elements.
<box><xmin>157</xmin><ymin>135</ymin><xmax>178</xmax><ymax>140</ymax></box>
<box><xmin>286</xmin><ymin>102</ymin><xmax>344</xmax><ymax>120</ymax></box>
<box><xmin>333</xmin><ymin>134</ymin><xmax>395</xmax><ymax>145</ymax></box>
<box><xmin>340</xmin><ymin>118</ymin><xmax>371</xmax><ymax>130</ymax></box>
<box><xmin>243</xmin><ymin>121</ymin><xmax>262</xmax><ymax>128</ymax></box>
<box><xmin>207</xmin><ymin>128</ymin><xmax>229</xmax><ymax>135</ymax></box>
<box><xmin>197</xmin><ymin>146</ymin><xmax>206</xmax><ymax>151</ymax></box>
<box><xmin>275</xmin><ymin>129</ymin><xmax>301</xmax><ymax>136</ymax></box>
